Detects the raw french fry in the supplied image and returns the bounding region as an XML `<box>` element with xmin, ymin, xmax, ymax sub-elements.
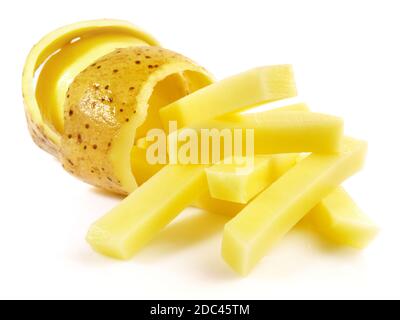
<box><xmin>205</xmin><ymin>153</ymin><xmax>301</xmax><ymax>204</ymax></box>
<box><xmin>195</xmin><ymin>154</ymin><xmax>298</xmax><ymax>214</ymax></box>
<box><xmin>87</xmin><ymin>164</ymin><xmax>207</xmax><ymax>259</ymax></box>
<box><xmin>162</xmin><ymin>112</ymin><xmax>343</xmax><ymax>165</ymax></box>
<box><xmin>193</xmin><ymin>111</ymin><xmax>344</xmax><ymax>155</ymax></box>
<box><xmin>160</xmin><ymin>65</ymin><xmax>297</xmax><ymax>130</ymax></box>
<box><xmin>206</xmin><ymin>157</ymin><xmax>272</xmax><ymax>204</ymax></box>
<box><xmin>137</xmin><ymin>103</ymin><xmax>311</xmax><ymax>151</ymax></box>
<box><xmin>222</xmin><ymin>138</ymin><xmax>367</xmax><ymax>276</ymax></box>
<box><xmin>200</xmin><ymin>155</ymin><xmax>376</xmax><ymax>250</ymax></box>
<box><xmin>307</xmin><ymin>187</ymin><xmax>378</xmax><ymax>249</ymax></box>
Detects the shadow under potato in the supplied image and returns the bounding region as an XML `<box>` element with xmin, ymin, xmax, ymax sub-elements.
<box><xmin>135</xmin><ymin>209</ymin><xmax>230</xmax><ymax>262</ymax></box>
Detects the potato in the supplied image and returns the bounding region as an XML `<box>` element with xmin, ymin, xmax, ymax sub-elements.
<box><xmin>22</xmin><ymin>19</ymin><xmax>160</xmax><ymax>157</ymax></box>
<box><xmin>61</xmin><ymin>47</ymin><xmax>213</xmax><ymax>194</ymax></box>
<box><xmin>22</xmin><ymin>20</ymin><xmax>214</xmax><ymax>194</ymax></box>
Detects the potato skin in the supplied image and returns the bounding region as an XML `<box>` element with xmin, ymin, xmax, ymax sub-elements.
<box><xmin>61</xmin><ymin>46</ymin><xmax>212</xmax><ymax>194</ymax></box>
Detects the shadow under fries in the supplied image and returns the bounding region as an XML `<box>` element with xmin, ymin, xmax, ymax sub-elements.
<box><xmin>82</xmin><ymin>189</ymin><xmax>364</xmax><ymax>279</ymax></box>
<box><xmin>202</xmin><ymin>217</ymin><xmax>364</xmax><ymax>280</ymax></box>
<box><xmin>135</xmin><ymin>209</ymin><xmax>230</xmax><ymax>263</ymax></box>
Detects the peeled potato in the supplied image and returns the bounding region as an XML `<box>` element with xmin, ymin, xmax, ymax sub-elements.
<box><xmin>23</xmin><ymin>21</ymin><xmax>214</xmax><ymax>194</ymax></box>
<box><xmin>60</xmin><ymin>47</ymin><xmax>212</xmax><ymax>194</ymax></box>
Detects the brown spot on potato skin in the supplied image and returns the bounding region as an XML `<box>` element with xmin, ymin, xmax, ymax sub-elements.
<box><xmin>69</xmin><ymin>110</ymin><xmax>74</xmax><ymax>116</ymax></box>
<box><xmin>93</xmin><ymin>145</ymin><xmax>98</xmax><ymax>150</ymax></box>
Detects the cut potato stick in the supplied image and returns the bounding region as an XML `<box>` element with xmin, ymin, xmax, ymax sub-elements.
<box><xmin>307</xmin><ymin>187</ymin><xmax>378</xmax><ymax>249</ymax></box>
<box><xmin>167</xmin><ymin>112</ymin><xmax>344</xmax><ymax>160</ymax></box>
<box><xmin>199</xmin><ymin>155</ymin><xmax>376</xmax><ymax>250</ymax></box>
<box><xmin>194</xmin><ymin>154</ymin><xmax>298</xmax><ymax>214</ymax></box>
<box><xmin>87</xmin><ymin>164</ymin><xmax>207</xmax><ymax>259</ymax></box>
<box><xmin>205</xmin><ymin>157</ymin><xmax>272</xmax><ymax>204</ymax></box>
<box><xmin>136</xmin><ymin>102</ymin><xmax>310</xmax><ymax>151</ymax></box>
<box><xmin>222</xmin><ymin>137</ymin><xmax>367</xmax><ymax>275</ymax></box>
<box><xmin>160</xmin><ymin>65</ymin><xmax>297</xmax><ymax>130</ymax></box>
<box><xmin>205</xmin><ymin>154</ymin><xmax>298</xmax><ymax>204</ymax></box>
<box><xmin>202</xmin><ymin>111</ymin><xmax>343</xmax><ymax>154</ymax></box>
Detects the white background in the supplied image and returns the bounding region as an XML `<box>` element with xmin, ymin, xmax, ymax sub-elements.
<box><xmin>1</xmin><ymin>0</ymin><xmax>399</xmax><ymax>300</ymax></box>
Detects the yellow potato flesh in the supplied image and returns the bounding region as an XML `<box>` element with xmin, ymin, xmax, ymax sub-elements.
<box><xmin>222</xmin><ymin>138</ymin><xmax>367</xmax><ymax>275</ymax></box>
<box><xmin>134</xmin><ymin>73</ymin><xmax>190</xmax><ymax>140</ymax></box>
<box><xmin>159</xmin><ymin>65</ymin><xmax>297</xmax><ymax>130</ymax></box>
<box><xmin>131</xmin><ymin>146</ymin><xmax>165</xmax><ymax>186</ymax></box>
<box><xmin>206</xmin><ymin>157</ymin><xmax>272</xmax><ymax>204</ymax></box>
<box><xmin>194</xmin><ymin>154</ymin><xmax>298</xmax><ymax>215</ymax></box>
<box><xmin>87</xmin><ymin>164</ymin><xmax>208</xmax><ymax>259</ymax></box>
<box><xmin>192</xmin><ymin>111</ymin><xmax>344</xmax><ymax>155</ymax></box>
<box><xmin>307</xmin><ymin>187</ymin><xmax>378</xmax><ymax>249</ymax></box>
